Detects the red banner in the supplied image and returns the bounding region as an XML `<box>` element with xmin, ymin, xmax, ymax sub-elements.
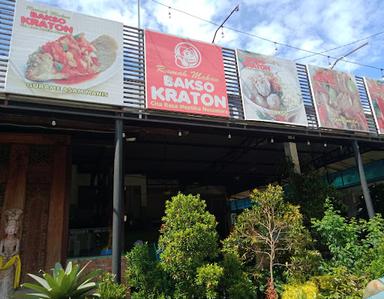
<box><xmin>145</xmin><ymin>30</ymin><xmax>229</xmax><ymax>117</ymax></box>
<box><xmin>365</xmin><ymin>78</ymin><xmax>384</xmax><ymax>134</ymax></box>
<box><xmin>308</xmin><ymin>65</ymin><xmax>369</xmax><ymax>132</ymax></box>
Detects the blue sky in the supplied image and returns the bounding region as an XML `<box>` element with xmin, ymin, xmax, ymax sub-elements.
<box><xmin>33</xmin><ymin>0</ymin><xmax>384</xmax><ymax>79</ymax></box>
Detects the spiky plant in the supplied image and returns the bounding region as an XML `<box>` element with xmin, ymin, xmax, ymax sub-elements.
<box><xmin>17</xmin><ymin>261</ymin><xmax>100</xmax><ymax>299</ymax></box>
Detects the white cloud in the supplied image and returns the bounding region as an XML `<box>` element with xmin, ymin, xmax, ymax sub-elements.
<box><xmin>143</xmin><ymin>0</ymin><xmax>234</xmax><ymax>43</ymax></box>
<box><xmin>31</xmin><ymin>0</ymin><xmax>384</xmax><ymax>77</ymax></box>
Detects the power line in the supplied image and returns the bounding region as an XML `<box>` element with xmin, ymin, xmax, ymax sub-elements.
<box><xmin>295</xmin><ymin>30</ymin><xmax>384</xmax><ymax>61</ymax></box>
<box><xmin>150</xmin><ymin>0</ymin><xmax>383</xmax><ymax>71</ymax></box>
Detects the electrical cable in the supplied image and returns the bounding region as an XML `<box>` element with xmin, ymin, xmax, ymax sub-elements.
<box><xmin>150</xmin><ymin>0</ymin><xmax>383</xmax><ymax>71</ymax></box>
<box><xmin>295</xmin><ymin>31</ymin><xmax>384</xmax><ymax>61</ymax></box>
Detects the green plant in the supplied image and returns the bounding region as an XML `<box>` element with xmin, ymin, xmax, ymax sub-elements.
<box><xmin>286</xmin><ymin>249</ymin><xmax>323</xmax><ymax>283</ymax></box>
<box><xmin>220</xmin><ymin>253</ymin><xmax>257</xmax><ymax>299</ymax></box>
<box><xmin>282</xmin><ymin>281</ymin><xmax>318</xmax><ymax>299</ymax></box>
<box><xmin>309</xmin><ymin>200</ymin><xmax>384</xmax><ymax>298</ymax></box>
<box><xmin>285</xmin><ymin>171</ymin><xmax>340</xmax><ymax>223</ymax></box>
<box><xmin>18</xmin><ymin>261</ymin><xmax>99</xmax><ymax>299</ymax></box>
<box><xmin>366</xmin><ymin>242</ymin><xmax>384</xmax><ymax>278</ymax></box>
<box><xmin>196</xmin><ymin>263</ymin><xmax>224</xmax><ymax>299</ymax></box>
<box><xmin>311</xmin><ymin>267</ymin><xmax>367</xmax><ymax>299</ymax></box>
<box><xmin>158</xmin><ymin>192</ymin><xmax>219</xmax><ymax>298</ymax></box>
<box><xmin>312</xmin><ymin>199</ymin><xmax>384</xmax><ymax>276</ymax></box>
<box><xmin>125</xmin><ymin>243</ymin><xmax>171</xmax><ymax>298</ymax></box>
<box><xmin>97</xmin><ymin>272</ymin><xmax>127</xmax><ymax>299</ymax></box>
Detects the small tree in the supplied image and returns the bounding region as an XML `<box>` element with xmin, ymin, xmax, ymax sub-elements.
<box><xmin>224</xmin><ymin>184</ymin><xmax>309</xmax><ymax>298</ymax></box>
<box><xmin>158</xmin><ymin>193</ymin><xmax>219</xmax><ymax>298</ymax></box>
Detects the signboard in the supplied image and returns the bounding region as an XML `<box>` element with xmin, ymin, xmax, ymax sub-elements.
<box><xmin>365</xmin><ymin>78</ymin><xmax>384</xmax><ymax>134</ymax></box>
<box><xmin>145</xmin><ymin>30</ymin><xmax>229</xmax><ymax>117</ymax></box>
<box><xmin>5</xmin><ymin>0</ymin><xmax>124</xmax><ymax>106</ymax></box>
<box><xmin>308</xmin><ymin>65</ymin><xmax>369</xmax><ymax>132</ymax></box>
<box><xmin>237</xmin><ymin>50</ymin><xmax>307</xmax><ymax>126</ymax></box>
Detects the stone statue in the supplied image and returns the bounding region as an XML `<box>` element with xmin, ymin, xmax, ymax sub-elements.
<box><xmin>363</xmin><ymin>278</ymin><xmax>384</xmax><ymax>298</ymax></box>
<box><xmin>0</xmin><ymin>209</ymin><xmax>22</xmax><ymax>299</ymax></box>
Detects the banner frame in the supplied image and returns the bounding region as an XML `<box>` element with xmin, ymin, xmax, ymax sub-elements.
<box><xmin>236</xmin><ymin>49</ymin><xmax>308</xmax><ymax>127</ymax></box>
<box><xmin>364</xmin><ymin>77</ymin><xmax>384</xmax><ymax>135</ymax></box>
<box><xmin>144</xmin><ymin>29</ymin><xmax>229</xmax><ymax>118</ymax></box>
<box><xmin>307</xmin><ymin>64</ymin><xmax>370</xmax><ymax>133</ymax></box>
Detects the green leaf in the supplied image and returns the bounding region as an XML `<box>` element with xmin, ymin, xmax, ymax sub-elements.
<box><xmin>27</xmin><ymin>274</ymin><xmax>51</xmax><ymax>290</ymax></box>
<box><xmin>43</xmin><ymin>273</ymin><xmax>59</xmax><ymax>291</ymax></box>
<box><xmin>14</xmin><ymin>292</ymin><xmax>50</xmax><ymax>299</ymax></box>
<box><xmin>21</xmin><ymin>282</ymin><xmax>50</xmax><ymax>295</ymax></box>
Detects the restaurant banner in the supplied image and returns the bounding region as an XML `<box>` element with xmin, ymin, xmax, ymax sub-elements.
<box><xmin>365</xmin><ymin>78</ymin><xmax>384</xmax><ymax>134</ymax></box>
<box><xmin>308</xmin><ymin>65</ymin><xmax>369</xmax><ymax>132</ymax></box>
<box><xmin>5</xmin><ymin>0</ymin><xmax>124</xmax><ymax>106</ymax></box>
<box><xmin>145</xmin><ymin>30</ymin><xmax>229</xmax><ymax>117</ymax></box>
<box><xmin>237</xmin><ymin>50</ymin><xmax>307</xmax><ymax>126</ymax></box>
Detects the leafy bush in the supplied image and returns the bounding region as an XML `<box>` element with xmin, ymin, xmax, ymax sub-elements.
<box><xmin>282</xmin><ymin>281</ymin><xmax>318</xmax><ymax>299</ymax></box>
<box><xmin>285</xmin><ymin>171</ymin><xmax>340</xmax><ymax>223</ymax></box>
<box><xmin>366</xmin><ymin>242</ymin><xmax>384</xmax><ymax>278</ymax></box>
<box><xmin>125</xmin><ymin>243</ymin><xmax>170</xmax><ymax>298</ymax></box>
<box><xmin>97</xmin><ymin>272</ymin><xmax>127</xmax><ymax>299</ymax></box>
<box><xmin>196</xmin><ymin>263</ymin><xmax>223</xmax><ymax>299</ymax></box>
<box><xmin>312</xmin><ymin>199</ymin><xmax>384</xmax><ymax>276</ymax></box>
<box><xmin>220</xmin><ymin>253</ymin><xmax>257</xmax><ymax>299</ymax></box>
<box><xmin>18</xmin><ymin>261</ymin><xmax>99</xmax><ymax>299</ymax></box>
<box><xmin>158</xmin><ymin>193</ymin><xmax>219</xmax><ymax>298</ymax></box>
<box><xmin>311</xmin><ymin>267</ymin><xmax>367</xmax><ymax>299</ymax></box>
<box><xmin>286</xmin><ymin>249</ymin><xmax>323</xmax><ymax>283</ymax></box>
<box><xmin>309</xmin><ymin>200</ymin><xmax>384</xmax><ymax>298</ymax></box>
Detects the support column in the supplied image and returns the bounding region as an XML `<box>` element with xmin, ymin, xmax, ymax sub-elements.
<box><xmin>46</xmin><ymin>145</ymin><xmax>70</xmax><ymax>268</ymax></box>
<box><xmin>353</xmin><ymin>140</ymin><xmax>374</xmax><ymax>218</ymax></box>
<box><xmin>112</xmin><ymin>119</ymin><xmax>124</xmax><ymax>282</ymax></box>
<box><xmin>284</xmin><ymin>142</ymin><xmax>301</xmax><ymax>174</ymax></box>
<box><xmin>3</xmin><ymin>145</ymin><xmax>29</xmax><ymax>211</ymax></box>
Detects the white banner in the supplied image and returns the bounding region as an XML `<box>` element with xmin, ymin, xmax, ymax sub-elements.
<box><xmin>6</xmin><ymin>0</ymin><xmax>124</xmax><ymax>106</ymax></box>
<box><xmin>237</xmin><ymin>50</ymin><xmax>307</xmax><ymax>126</ymax></box>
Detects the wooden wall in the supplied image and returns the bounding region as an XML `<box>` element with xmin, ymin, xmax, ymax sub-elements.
<box><xmin>0</xmin><ymin>134</ymin><xmax>70</xmax><ymax>279</ymax></box>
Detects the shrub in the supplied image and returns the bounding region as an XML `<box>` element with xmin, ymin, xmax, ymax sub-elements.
<box><xmin>311</xmin><ymin>267</ymin><xmax>367</xmax><ymax>299</ymax></box>
<box><xmin>18</xmin><ymin>261</ymin><xmax>99</xmax><ymax>299</ymax></box>
<box><xmin>310</xmin><ymin>200</ymin><xmax>384</xmax><ymax>298</ymax></box>
<box><xmin>366</xmin><ymin>242</ymin><xmax>384</xmax><ymax>278</ymax></box>
<box><xmin>97</xmin><ymin>272</ymin><xmax>127</xmax><ymax>299</ymax></box>
<box><xmin>196</xmin><ymin>263</ymin><xmax>224</xmax><ymax>299</ymax></box>
<box><xmin>285</xmin><ymin>171</ymin><xmax>341</xmax><ymax>224</ymax></box>
<box><xmin>286</xmin><ymin>249</ymin><xmax>323</xmax><ymax>283</ymax></box>
<box><xmin>158</xmin><ymin>193</ymin><xmax>219</xmax><ymax>298</ymax></box>
<box><xmin>125</xmin><ymin>243</ymin><xmax>170</xmax><ymax>298</ymax></box>
<box><xmin>282</xmin><ymin>281</ymin><xmax>318</xmax><ymax>299</ymax></box>
<box><xmin>312</xmin><ymin>199</ymin><xmax>384</xmax><ymax>277</ymax></box>
<box><xmin>220</xmin><ymin>253</ymin><xmax>257</xmax><ymax>299</ymax></box>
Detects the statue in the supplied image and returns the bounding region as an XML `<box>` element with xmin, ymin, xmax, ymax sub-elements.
<box><xmin>0</xmin><ymin>209</ymin><xmax>22</xmax><ymax>299</ymax></box>
<box><xmin>363</xmin><ymin>278</ymin><xmax>384</xmax><ymax>298</ymax></box>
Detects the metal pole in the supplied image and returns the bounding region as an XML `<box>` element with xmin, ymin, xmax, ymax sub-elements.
<box><xmin>211</xmin><ymin>5</ymin><xmax>239</xmax><ymax>44</ymax></box>
<box><xmin>329</xmin><ymin>42</ymin><xmax>368</xmax><ymax>70</ymax></box>
<box><xmin>137</xmin><ymin>0</ymin><xmax>141</xmax><ymax>28</ymax></box>
<box><xmin>353</xmin><ymin>140</ymin><xmax>374</xmax><ymax>218</ymax></box>
<box><xmin>112</xmin><ymin>119</ymin><xmax>124</xmax><ymax>282</ymax></box>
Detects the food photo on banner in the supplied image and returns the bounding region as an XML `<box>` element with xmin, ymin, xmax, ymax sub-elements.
<box><xmin>145</xmin><ymin>30</ymin><xmax>229</xmax><ymax>117</ymax></box>
<box><xmin>237</xmin><ymin>49</ymin><xmax>307</xmax><ymax>126</ymax></box>
<box><xmin>365</xmin><ymin>78</ymin><xmax>384</xmax><ymax>134</ymax></box>
<box><xmin>308</xmin><ymin>65</ymin><xmax>369</xmax><ymax>132</ymax></box>
<box><xmin>5</xmin><ymin>0</ymin><xmax>124</xmax><ymax>105</ymax></box>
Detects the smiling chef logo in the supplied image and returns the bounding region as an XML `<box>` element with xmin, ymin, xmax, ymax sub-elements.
<box><xmin>174</xmin><ymin>42</ymin><xmax>201</xmax><ymax>69</ymax></box>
